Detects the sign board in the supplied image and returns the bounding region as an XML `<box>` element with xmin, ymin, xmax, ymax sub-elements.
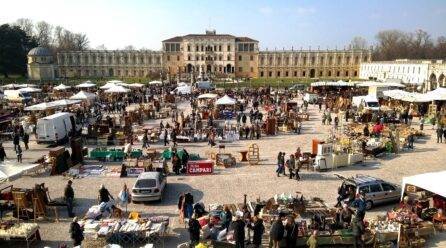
<box><xmin>187</xmin><ymin>160</ymin><xmax>214</xmax><ymax>175</ymax></box>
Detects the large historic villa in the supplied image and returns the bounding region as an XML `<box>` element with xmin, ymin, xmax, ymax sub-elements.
<box><xmin>26</xmin><ymin>29</ymin><xmax>446</xmax><ymax>90</ymax></box>
<box><xmin>27</xmin><ymin>29</ymin><xmax>371</xmax><ymax>81</ymax></box>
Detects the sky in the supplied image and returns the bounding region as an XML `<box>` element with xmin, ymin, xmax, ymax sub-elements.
<box><xmin>1</xmin><ymin>0</ymin><xmax>446</xmax><ymax>50</ymax></box>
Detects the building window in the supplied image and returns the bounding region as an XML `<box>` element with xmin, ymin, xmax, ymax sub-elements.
<box><xmin>328</xmin><ymin>70</ymin><xmax>332</xmax><ymax>77</ymax></box>
<box><xmin>269</xmin><ymin>71</ymin><xmax>272</xmax><ymax>77</ymax></box>
<box><xmin>196</xmin><ymin>45</ymin><xmax>199</xmax><ymax>51</ymax></box>
<box><xmin>167</xmin><ymin>55</ymin><xmax>170</xmax><ymax>61</ymax></box>
<box><xmin>201</xmin><ymin>45</ymin><xmax>204</xmax><ymax>51</ymax></box>
<box><xmin>227</xmin><ymin>45</ymin><xmax>231</xmax><ymax>51</ymax></box>
<box><xmin>285</xmin><ymin>71</ymin><xmax>289</xmax><ymax>77</ymax></box>
<box><xmin>239</xmin><ymin>67</ymin><xmax>243</xmax><ymax>72</ymax></box>
<box><xmin>303</xmin><ymin>57</ymin><xmax>306</xmax><ymax>66</ymax></box>
<box><xmin>294</xmin><ymin>71</ymin><xmax>297</xmax><ymax>77</ymax></box>
<box><xmin>337</xmin><ymin>71</ymin><xmax>340</xmax><ymax>77</ymax></box>
<box><xmin>188</xmin><ymin>55</ymin><xmax>191</xmax><ymax>61</ymax></box>
<box><xmin>250</xmin><ymin>55</ymin><xmax>253</xmax><ymax>61</ymax></box>
<box><xmin>219</xmin><ymin>45</ymin><xmax>222</xmax><ymax>51</ymax></box>
<box><xmin>177</xmin><ymin>55</ymin><xmax>180</xmax><ymax>61</ymax></box>
<box><xmin>337</xmin><ymin>56</ymin><xmax>341</xmax><ymax>64</ymax></box>
<box><xmin>260</xmin><ymin>71</ymin><xmax>264</xmax><ymax>77</ymax></box>
<box><xmin>354</xmin><ymin>71</ymin><xmax>358</xmax><ymax>77</ymax></box>
<box><xmin>250</xmin><ymin>67</ymin><xmax>253</xmax><ymax>73</ymax></box>
<box><xmin>311</xmin><ymin>57</ymin><xmax>315</xmax><ymax>65</ymax></box>
<box><xmin>329</xmin><ymin>56</ymin><xmax>333</xmax><ymax>64</ymax></box>
<box><xmin>302</xmin><ymin>71</ymin><xmax>306</xmax><ymax>77</ymax></box>
<box><xmin>277</xmin><ymin>71</ymin><xmax>281</xmax><ymax>77</ymax></box>
<box><xmin>294</xmin><ymin>57</ymin><xmax>298</xmax><ymax>65</ymax></box>
<box><xmin>239</xmin><ymin>55</ymin><xmax>242</xmax><ymax>61</ymax></box>
<box><xmin>319</xmin><ymin>71</ymin><xmax>323</xmax><ymax>77</ymax></box>
<box><xmin>227</xmin><ymin>55</ymin><xmax>231</xmax><ymax>60</ymax></box>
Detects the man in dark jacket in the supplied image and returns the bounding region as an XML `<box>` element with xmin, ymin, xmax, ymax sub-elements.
<box><xmin>98</xmin><ymin>184</ymin><xmax>114</xmax><ymax>203</ymax></box>
<box><xmin>285</xmin><ymin>215</ymin><xmax>298</xmax><ymax>248</ymax></box>
<box><xmin>0</xmin><ymin>143</ymin><xmax>6</xmax><ymax>162</ymax></box>
<box><xmin>188</xmin><ymin>214</ymin><xmax>201</xmax><ymax>247</ymax></box>
<box><xmin>13</xmin><ymin>132</ymin><xmax>20</xmax><ymax>150</ymax></box>
<box><xmin>22</xmin><ymin>132</ymin><xmax>29</xmax><ymax>150</ymax></box>
<box><xmin>70</xmin><ymin>217</ymin><xmax>84</xmax><ymax>246</ymax></box>
<box><xmin>248</xmin><ymin>216</ymin><xmax>264</xmax><ymax>248</ymax></box>
<box><xmin>269</xmin><ymin>215</ymin><xmax>285</xmax><ymax>248</ymax></box>
<box><xmin>64</xmin><ymin>180</ymin><xmax>75</xmax><ymax>217</ymax></box>
<box><xmin>231</xmin><ymin>211</ymin><xmax>245</xmax><ymax>248</ymax></box>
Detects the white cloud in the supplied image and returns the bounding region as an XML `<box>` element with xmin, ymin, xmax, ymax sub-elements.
<box><xmin>259</xmin><ymin>6</ymin><xmax>273</xmax><ymax>15</ymax></box>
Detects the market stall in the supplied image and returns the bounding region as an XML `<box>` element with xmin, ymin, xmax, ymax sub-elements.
<box><xmin>0</xmin><ymin>222</ymin><xmax>40</xmax><ymax>247</ymax></box>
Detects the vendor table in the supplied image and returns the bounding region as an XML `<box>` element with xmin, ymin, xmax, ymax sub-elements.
<box><xmin>0</xmin><ymin>223</ymin><xmax>40</xmax><ymax>248</ymax></box>
<box><xmin>239</xmin><ymin>150</ymin><xmax>248</xmax><ymax>162</ymax></box>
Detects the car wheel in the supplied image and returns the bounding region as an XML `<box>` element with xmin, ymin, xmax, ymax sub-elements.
<box><xmin>365</xmin><ymin>200</ymin><xmax>373</xmax><ymax>210</ymax></box>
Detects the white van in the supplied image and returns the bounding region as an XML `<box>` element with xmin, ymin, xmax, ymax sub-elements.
<box><xmin>131</xmin><ymin>172</ymin><xmax>167</xmax><ymax>202</ymax></box>
<box><xmin>36</xmin><ymin>112</ymin><xmax>80</xmax><ymax>144</ymax></box>
<box><xmin>303</xmin><ymin>93</ymin><xmax>319</xmax><ymax>104</ymax></box>
<box><xmin>4</xmin><ymin>90</ymin><xmax>32</xmax><ymax>103</ymax></box>
<box><xmin>170</xmin><ymin>84</ymin><xmax>191</xmax><ymax>95</ymax></box>
<box><xmin>352</xmin><ymin>95</ymin><xmax>380</xmax><ymax>111</ymax></box>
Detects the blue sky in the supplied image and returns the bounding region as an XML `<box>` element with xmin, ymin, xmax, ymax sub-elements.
<box><xmin>1</xmin><ymin>0</ymin><xmax>445</xmax><ymax>50</ymax></box>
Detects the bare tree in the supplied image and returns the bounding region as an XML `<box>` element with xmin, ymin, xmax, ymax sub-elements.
<box><xmin>14</xmin><ymin>18</ymin><xmax>34</xmax><ymax>37</ymax></box>
<box><xmin>73</xmin><ymin>33</ymin><xmax>89</xmax><ymax>50</ymax></box>
<box><xmin>350</xmin><ymin>36</ymin><xmax>368</xmax><ymax>50</ymax></box>
<box><xmin>35</xmin><ymin>21</ymin><xmax>53</xmax><ymax>47</ymax></box>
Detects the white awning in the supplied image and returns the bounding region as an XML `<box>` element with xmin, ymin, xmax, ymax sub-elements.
<box><xmin>215</xmin><ymin>95</ymin><xmax>237</xmax><ymax>105</ymax></box>
<box><xmin>54</xmin><ymin>83</ymin><xmax>71</xmax><ymax>91</ymax></box>
<box><xmin>18</xmin><ymin>87</ymin><xmax>41</xmax><ymax>93</ymax></box>
<box><xmin>76</xmin><ymin>81</ymin><xmax>96</xmax><ymax>88</ymax></box>
<box><xmin>148</xmin><ymin>80</ymin><xmax>163</xmax><ymax>85</ymax></box>
<box><xmin>70</xmin><ymin>91</ymin><xmax>97</xmax><ymax>100</ymax></box>
<box><xmin>383</xmin><ymin>89</ymin><xmax>431</xmax><ymax>102</ymax></box>
<box><xmin>127</xmin><ymin>83</ymin><xmax>145</xmax><ymax>88</ymax></box>
<box><xmin>197</xmin><ymin>93</ymin><xmax>218</xmax><ymax>99</ymax></box>
<box><xmin>356</xmin><ymin>81</ymin><xmax>405</xmax><ymax>88</ymax></box>
<box><xmin>100</xmin><ymin>82</ymin><xmax>118</xmax><ymax>89</ymax></box>
<box><xmin>402</xmin><ymin>171</ymin><xmax>446</xmax><ymax>199</ymax></box>
<box><xmin>24</xmin><ymin>99</ymin><xmax>81</xmax><ymax>111</ymax></box>
<box><xmin>104</xmin><ymin>85</ymin><xmax>130</xmax><ymax>93</ymax></box>
<box><xmin>425</xmin><ymin>87</ymin><xmax>446</xmax><ymax>101</ymax></box>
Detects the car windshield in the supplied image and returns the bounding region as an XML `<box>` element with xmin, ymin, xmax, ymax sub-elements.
<box><xmin>135</xmin><ymin>179</ymin><xmax>156</xmax><ymax>188</ymax></box>
<box><xmin>21</xmin><ymin>92</ymin><xmax>31</xmax><ymax>98</ymax></box>
<box><xmin>367</xmin><ymin>101</ymin><xmax>379</xmax><ymax>107</ymax></box>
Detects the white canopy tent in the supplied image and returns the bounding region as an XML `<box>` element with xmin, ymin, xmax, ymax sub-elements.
<box><xmin>356</xmin><ymin>81</ymin><xmax>405</xmax><ymax>88</ymax></box>
<box><xmin>1</xmin><ymin>83</ymin><xmax>24</xmax><ymax>89</ymax></box>
<box><xmin>215</xmin><ymin>95</ymin><xmax>237</xmax><ymax>105</ymax></box>
<box><xmin>311</xmin><ymin>81</ymin><xmax>356</xmax><ymax>87</ymax></box>
<box><xmin>401</xmin><ymin>171</ymin><xmax>446</xmax><ymax>200</ymax></box>
<box><xmin>76</xmin><ymin>81</ymin><xmax>96</xmax><ymax>88</ymax></box>
<box><xmin>148</xmin><ymin>80</ymin><xmax>163</xmax><ymax>85</ymax></box>
<box><xmin>70</xmin><ymin>91</ymin><xmax>97</xmax><ymax>100</ymax></box>
<box><xmin>197</xmin><ymin>93</ymin><xmax>218</xmax><ymax>99</ymax></box>
<box><xmin>24</xmin><ymin>99</ymin><xmax>81</xmax><ymax>111</ymax></box>
<box><xmin>0</xmin><ymin>161</ymin><xmax>40</xmax><ymax>182</ymax></box>
<box><xmin>425</xmin><ymin>87</ymin><xmax>446</xmax><ymax>101</ymax></box>
<box><xmin>383</xmin><ymin>89</ymin><xmax>431</xmax><ymax>103</ymax></box>
<box><xmin>127</xmin><ymin>83</ymin><xmax>145</xmax><ymax>88</ymax></box>
<box><xmin>100</xmin><ymin>82</ymin><xmax>118</xmax><ymax>89</ymax></box>
<box><xmin>18</xmin><ymin>87</ymin><xmax>42</xmax><ymax>93</ymax></box>
<box><xmin>104</xmin><ymin>85</ymin><xmax>130</xmax><ymax>93</ymax></box>
<box><xmin>53</xmin><ymin>83</ymin><xmax>71</xmax><ymax>91</ymax></box>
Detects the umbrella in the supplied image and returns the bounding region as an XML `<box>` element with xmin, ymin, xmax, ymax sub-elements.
<box><xmin>50</xmin><ymin>99</ymin><xmax>81</xmax><ymax>107</ymax></box>
<box><xmin>54</xmin><ymin>83</ymin><xmax>71</xmax><ymax>91</ymax></box>
<box><xmin>18</xmin><ymin>87</ymin><xmax>42</xmax><ymax>93</ymax></box>
<box><xmin>70</xmin><ymin>91</ymin><xmax>97</xmax><ymax>100</ymax></box>
<box><xmin>76</xmin><ymin>81</ymin><xmax>96</xmax><ymax>88</ymax></box>
<box><xmin>197</xmin><ymin>93</ymin><xmax>218</xmax><ymax>99</ymax></box>
<box><xmin>104</xmin><ymin>85</ymin><xmax>130</xmax><ymax>93</ymax></box>
<box><xmin>215</xmin><ymin>95</ymin><xmax>237</xmax><ymax>105</ymax></box>
<box><xmin>1</xmin><ymin>84</ymin><xmax>23</xmax><ymax>89</ymax></box>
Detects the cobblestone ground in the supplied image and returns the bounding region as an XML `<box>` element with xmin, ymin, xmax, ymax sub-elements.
<box><xmin>1</xmin><ymin>100</ymin><xmax>445</xmax><ymax>247</ymax></box>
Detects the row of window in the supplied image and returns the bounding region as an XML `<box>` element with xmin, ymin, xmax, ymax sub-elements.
<box><xmin>363</xmin><ymin>65</ymin><xmax>423</xmax><ymax>74</ymax></box>
<box><xmin>186</xmin><ymin>44</ymin><xmax>230</xmax><ymax>52</ymax></box>
<box><xmin>60</xmin><ymin>68</ymin><xmax>160</xmax><ymax>77</ymax></box>
<box><xmin>59</xmin><ymin>54</ymin><xmax>162</xmax><ymax>65</ymax></box>
<box><xmin>259</xmin><ymin>70</ymin><xmax>358</xmax><ymax>78</ymax></box>
<box><xmin>260</xmin><ymin>55</ymin><xmax>367</xmax><ymax>66</ymax></box>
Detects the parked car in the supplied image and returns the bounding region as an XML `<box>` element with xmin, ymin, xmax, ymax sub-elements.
<box><xmin>303</xmin><ymin>93</ymin><xmax>319</xmax><ymax>104</ymax></box>
<box><xmin>195</xmin><ymin>81</ymin><xmax>215</xmax><ymax>90</ymax></box>
<box><xmin>335</xmin><ymin>174</ymin><xmax>401</xmax><ymax>210</ymax></box>
<box><xmin>131</xmin><ymin>172</ymin><xmax>167</xmax><ymax>202</ymax></box>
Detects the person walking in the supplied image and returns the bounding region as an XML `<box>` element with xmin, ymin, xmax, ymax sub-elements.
<box><xmin>306</xmin><ymin>230</ymin><xmax>318</xmax><ymax>248</ymax></box>
<box><xmin>437</xmin><ymin>126</ymin><xmax>443</xmax><ymax>143</ymax></box>
<box><xmin>118</xmin><ymin>183</ymin><xmax>130</xmax><ymax>213</ymax></box>
<box><xmin>70</xmin><ymin>217</ymin><xmax>84</xmax><ymax>247</ymax></box>
<box><xmin>13</xmin><ymin>132</ymin><xmax>20</xmax><ymax>150</ymax></box>
<box><xmin>288</xmin><ymin>155</ymin><xmax>296</xmax><ymax>179</ymax></box>
<box><xmin>22</xmin><ymin>132</ymin><xmax>29</xmax><ymax>150</ymax></box>
<box><xmin>276</xmin><ymin>152</ymin><xmax>284</xmax><ymax>177</ymax></box>
<box><xmin>163</xmin><ymin>129</ymin><xmax>169</xmax><ymax>146</ymax></box>
<box><xmin>64</xmin><ymin>180</ymin><xmax>75</xmax><ymax>217</ymax></box>
<box><xmin>285</xmin><ymin>215</ymin><xmax>298</xmax><ymax>248</ymax></box>
<box><xmin>142</xmin><ymin>132</ymin><xmax>149</xmax><ymax>149</ymax></box>
<box><xmin>0</xmin><ymin>143</ymin><xmax>6</xmax><ymax>162</ymax></box>
<box><xmin>351</xmin><ymin>216</ymin><xmax>364</xmax><ymax>248</ymax></box>
<box><xmin>98</xmin><ymin>184</ymin><xmax>114</xmax><ymax>204</ymax></box>
<box><xmin>419</xmin><ymin>116</ymin><xmax>425</xmax><ymax>131</ymax></box>
<box><xmin>16</xmin><ymin>145</ymin><xmax>22</xmax><ymax>163</ymax></box>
